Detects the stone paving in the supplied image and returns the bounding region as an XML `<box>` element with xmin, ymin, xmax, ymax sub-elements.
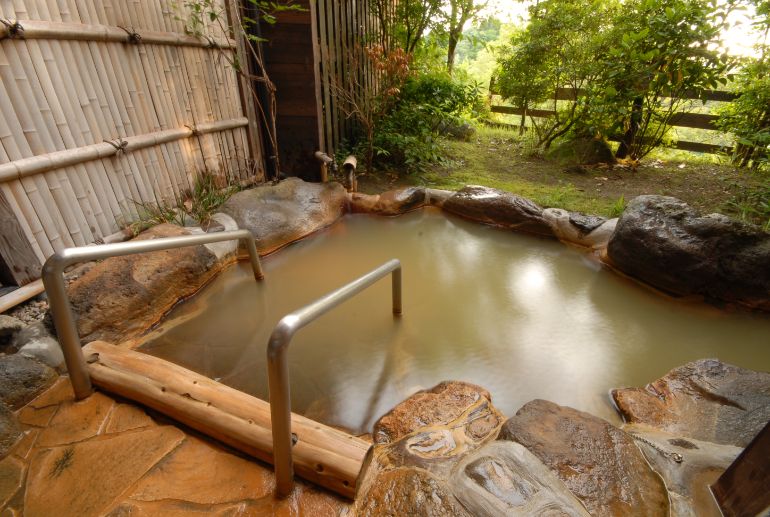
<box><xmin>0</xmin><ymin>377</ymin><xmax>351</xmax><ymax>516</ymax></box>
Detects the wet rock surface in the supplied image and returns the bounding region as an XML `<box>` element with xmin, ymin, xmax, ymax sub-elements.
<box><xmin>356</xmin><ymin>467</ymin><xmax>472</xmax><ymax>517</ymax></box>
<box><xmin>543</xmin><ymin>208</ymin><xmax>616</xmax><ymax>249</ymax></box>
<box><xmin>373</xmin><ymin>381</ymin><xmax>497</xmax><ymax>445</ymax></box>
<box><xmin>623</xmin><ymin>424</ymin><xmax>741</xmax><ymax>517</ymax></box>
<box><xmin>442</xmin><ymin>186</ymin><xmax>554</xmax><ymax>237</ymax></box>
<box><xmin>612</xmin><ymin>359</ymin><xmax>770</xmax><ymax>448</ymax></box>
<box><xmin>349</xmin><ymin>187</ymin><xmax>427</xmax><ymax>216</ymax></box>
<box><xmin>0</xmin><ymin>354</ymin><xmax>56</xmax><ymax>410</ymax></box>
<box><xmin>221</xmin><ymin>178</ymin><xmax>347</xmax><ymax>254</ymax></box>
<box><xmin>67</xmin><ymin>224</ymin><xmax>224</xmax><ymax>344</ymax></box>
<box><xmin>357</xmin><ymin>381</ymin><xmax>505</xmax><ymax>515</ymax></box>
<box><xmin>450</xmin><ymin>441</ymin><xmax>590</xmax><ymax>516</ymax></box>
<box><xmin>499</xmin><ymin>399</ymin><xmax>670</xmax><ymax>517</ymax></box>
<box><xmin>606</xmin><ymin>195</ymin><xmax>770</xmax><ymax>310</ymax></box>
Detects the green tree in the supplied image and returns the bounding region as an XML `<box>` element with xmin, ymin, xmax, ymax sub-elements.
<box><xmin>717</xmin><ymin>0</ymin><xmax>769</xmax><ymax>169</ymax></box>
<box><xmin>445</xmin><ymin>0</ymin><xmax>488</xmax><ymax>74</ymax></box>
<box><xmin>371</xmin><ymin>0</ymin><xmax>442</xmax><ymax>54</ymax></box>
<box><xmin>596</xmin><ymin>0</ymin><xmax>735</xmax><ymax>159</ymax></box>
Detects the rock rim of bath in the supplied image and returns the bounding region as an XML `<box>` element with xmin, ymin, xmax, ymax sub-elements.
<box><xmin>612</xmin><ymin>358</ymin><xmax>770</xmax><ymax>448</ymax></box>
<box><xmin>372</xmin><ymin>381</ymin><xmax>497</xmax><ymax>445</ymax></box>
<box><xmin>220</xmin><ymin>177</ymin><xmax>347</xmax><ymax>255</ymax></box>
<box><xmin>498</xmin><ymin>399</ymin><xmax>670</xmax><ymax>517</ymax></box>
<box><xmin>606</xmin><ymin>195</ymin><xmax>770</xmax><ymax>311</ymax></box>
<box><xmin>0</xmin><ymin>402</ymin><xmax>21</xmax><ymax>458</ymax></box>
<box><xmin>348</xmin><ymin>187</ymin><xmax>427</xmax><ymax>216</ymax></box>
<box><xmin>67</xmin><ymin>224</ymin><xmax>226</xmax><ymax>345</ymax></box>
<box><xmin>442</xmin><ymin>185</ymin><xmax>554</xmax><ymax>237</ymax></box>
<box><xmin>543</xmin><ymin>208</ymin><xmax>616</xmax><ymax>249</ymax></box>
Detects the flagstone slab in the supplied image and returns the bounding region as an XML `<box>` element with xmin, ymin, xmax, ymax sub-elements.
<box><xmin>103</xmin><ymin>403</ymin><xmax>155</xmax><ymax>434</ymax></box>
<box><xmin>24</xmin><ymin>426</ymin><xmax>184</xmax><ymax>517</ymax></box>
<box><xmin>125</xmin><ymin>436</ymin><xmax>274</xmax><ymax>505</ymax></box>
<box><xmin>36</xmin><ymin>392</ymin><xmax>114</xmax><ymax>447</ymax></box>
<box><xmin>0</xmin><ymin>456</ymin><xmax>24</xmax><ymax>508</ymax></box>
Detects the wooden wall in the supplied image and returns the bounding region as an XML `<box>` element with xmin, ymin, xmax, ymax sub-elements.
<box><xmin>260</xmin><ymin>1</ymin><xmax>322</xmax><ymax>180</ymax></box>
<box><xmin>260</xmin><ymin>0</ymin><xmax>388</xmax><ymax>180</ymax></box>
<box><xmin>0</xmin><ymin>0</ymin><xmax>261</xmax><ymax>285</ymax></box>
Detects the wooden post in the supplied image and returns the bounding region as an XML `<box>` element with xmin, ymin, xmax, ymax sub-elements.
<box><xmin>711</xmin><ymin>421</ymin><xmax>770</xmax><ymax>517</ymax></box>
<box><xmin>0</xmin><ymin>190</ymin><xmax>42</xmax><ymax>286</ymax></box>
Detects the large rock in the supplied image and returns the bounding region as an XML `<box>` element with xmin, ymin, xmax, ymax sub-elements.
<box><xmin>0</xmin><ymin>315</ymin><xmax>24</xmax><ymax>353</ymax></box>
<box><xmin>606</xmin><ymin>195</ymin><xmax>770</xmax><ymax>310</ymax></box>
<box><xmin>355</xmin><ymin>467</ymin><xmax>471</xmax><ymax>517</ymax></box>
<box><xmin>220</xmin><ymin>178</ymin><xmax>347</xmax><ymax>254</ymax></box>
<box><xmin>356</xmin><ymin>381</ymin><xmax>505</xmax><ymax>515</ymax></box>
<box><xmin>612</xmin><ymin>359</ymin><xmax>770</xmax><ymax>448</ymax></box>
<box><xmin>499</xmin><ymin>399</ymin><xmax>669</xmax><ymax>517</ymax></box>
<box><xmin>348</xmin><ymin>187</ymin><xmax>427</xmax><ymax>216</ymax></box>
<box><xmin>67</xmin><ymin>224</ymin><xmax>225</xmax><ymax>344</ymax></box>
<box><xmin>0</xmin><ymin>403</ymin><xmax>21</xmax><ymax>458</ymax></box>
<box><xmin>450</xmin><ymin>441</ymin><xmax>590</xmax><ymax>516</ymax></box>
<box><xmin>0</xmin><ymin>354</ymin><xmax>57</xmax><ymax>410</ymax></box>
<box><xmin>373</xmin><ymin>381</ymin><xmax>499</xmax><ymax>445</ymax></box>
<box><xmin>442</xmin><ymin>186</ymin><xmax>554</xmax><ymax>237</ymax></box>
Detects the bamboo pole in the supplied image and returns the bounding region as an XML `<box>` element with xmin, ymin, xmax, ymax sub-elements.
<box><xmin>43</xmin><ymin>0</ymin><xmax>121</xmax><ymax>235</ymax></box>
<box><xmin>82</xmin><ymin>341</ymin><xmax>369</xmax><ymax>499</ymax></box>
<box><xmin>0</xmin><ymin>40</ymin><xmax>74</xmax><ymax>252</ymax></box>
<box><xmin>0</xmin><ymin>19</ymin><xmax>236</xmax><ymax>48</ymax></box>
<box><xmin>0</xmin><ymin>119</ymin><xmax>249</xmax><ymax>181</ymax></box>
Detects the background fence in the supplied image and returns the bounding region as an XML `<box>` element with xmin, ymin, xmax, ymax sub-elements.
<box><xmin>488</xmin><ymin>83</ymin><xmax>738</xmax><ymax>154</ymax></box>
<box><xmin>313</xmin><ymin>0</ymin><xmax>387</xmax><ymax>157</ymax></box>
<box><xmin>0</xmin><ymin>0</ymin><xmax>261</xmax><ymax>285</ymax></box>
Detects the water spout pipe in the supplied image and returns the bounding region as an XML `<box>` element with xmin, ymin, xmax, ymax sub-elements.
<box><xmin>342</xmin><ymin>155</ymin><xmax>357</xmax><ymax>192</ymax></box>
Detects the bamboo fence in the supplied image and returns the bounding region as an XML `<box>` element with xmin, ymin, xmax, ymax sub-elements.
<box><xmin>312</xmin><ymin>0</ymin><xmax>390</xmax><ymax>156</ymax></box>
<box><xmin>0</xmin><ymin>0</ymin><xmax>262</xmax><ymax>284</ymax></box>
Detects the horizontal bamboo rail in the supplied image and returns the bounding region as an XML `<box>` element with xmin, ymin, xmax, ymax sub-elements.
<box><xmin>0</xmin><ymin>118</ymin><xmax>248</xmax><ymax>183</ymax></box>
<box><xmin>82</xmin><ymin>341</ymin><xmax>370</xmax><ymax>499</ymax></box>
<box><xmin>0</xmin><ymin>19</ymin><xmax>235</xmax><ymax>49</ymax></box>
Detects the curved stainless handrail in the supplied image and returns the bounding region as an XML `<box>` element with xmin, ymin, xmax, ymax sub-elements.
<box><xmin>267</xmin><ymin>259</ymin><xmax>402</xmax><ymax>497</ymax></box>
<box><xmin>42</xmin><ymin>229</ymin><xmax>264</xmax><ymax>400</ymax></box>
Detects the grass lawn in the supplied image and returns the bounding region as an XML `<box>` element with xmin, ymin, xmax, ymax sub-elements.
<box><xmin>357</xmin><ymin>126</ymin><xmax>769</xmax><ymax>227</ymax></box>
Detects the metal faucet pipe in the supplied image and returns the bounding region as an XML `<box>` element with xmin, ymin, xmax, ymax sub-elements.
<box><xmin>267</xmin><ymin>258</ymin><xmax>402</xmax><ymax>498</ymax></box>
<box><xmin>42</xmin><ymin>229</ymin><xmax>264</xmax><ymax>400</ymax></box>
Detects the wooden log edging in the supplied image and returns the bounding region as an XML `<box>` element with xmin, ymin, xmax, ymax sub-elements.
<box><xmin>82</xmin><ymin>341</ymin><xmax>369</xmax><ymax>499</ymax></box>
<box><xmin>0</xmin><ymin>19</ymin><xmax>235</xmax><ymax>49</ymax></box>
<box><xmin>0</xmin><ymin>118</ymin><xmax>249</xmax><ymax>183</ymax></box>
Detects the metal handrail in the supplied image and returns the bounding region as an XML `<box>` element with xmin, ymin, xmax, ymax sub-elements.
<box><xmin>42</xmin><ymin>229</ymin><xmax>264</xmax><ymax>400</ymax></box>
<box><xmin>267</xmin><ymin>258</ymin><xmax>402</xmax><ymax>497</ymax></box>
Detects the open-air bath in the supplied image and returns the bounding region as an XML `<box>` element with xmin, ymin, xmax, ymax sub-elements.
<box><xmin>139</xmin><ymin>207</ymin><xmax>770</xmax><ymax>435</ymax></box>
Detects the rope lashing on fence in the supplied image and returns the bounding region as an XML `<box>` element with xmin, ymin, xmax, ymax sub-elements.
<box><xmin>117</xmin><ymin>25</ymin><xmax>142</xmax><ymax>45</ymax></box>
<box><xmin>103</xmin><ymin>138</ymin><xmax>128</xmax><ymax>154</ymax></box>
<box><xmin>184</xmin><ymin>124</ymin><xmax>199</xmax><ymax>136</ymax></box>
<box><xmin>0</xmin><ymin>19</ymin><xmax>24</xmax><ymax>39</ymax></box>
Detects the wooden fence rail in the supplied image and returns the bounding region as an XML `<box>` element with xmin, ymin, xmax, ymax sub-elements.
<box><xmin>489</xmin><ymin>85</ymin><xmax>737</xmax><ymax>154</ymax></box>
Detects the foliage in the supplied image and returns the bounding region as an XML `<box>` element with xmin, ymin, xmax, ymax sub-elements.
<box><xmin>331</xmin><ymin>44</ymin><xmax>412</xmax><ymax>172</ymax></box>
<box><xmin>371</xmin><ymin>0</ymin><xmax>442</xmax><ymax>54</ymax></box>
<box><xmin>725</xmin><ymin>182</ymin><xmax>770</xmax><ymax>230</ymax></box>
<box><xmin>369</xmin><ymin>72</ymin><xmax>485</xmax><ymax>171</ymax></box>
<box><xmin>493</xmin><ymin>0</ymin><xmax>735</xmax><ymax>159</ymax></box>
<box><xmin>127</xmin><ymin>173</ymin><xmax>241</xmax><ymax>235</ymax></box>
<box><xmin>494</xmin><ymin>0</ymin><xmax>617</xmax><ymax>149</ymax></box>
<box><xmin>442</xmin><ymin>0</ymin><xmax>488</xmax><ymax>73</ymax></box>
<box><xmin>717</xmin><ymin>0</ymin><xmax>769</xmax><ymax>170</ymax></box>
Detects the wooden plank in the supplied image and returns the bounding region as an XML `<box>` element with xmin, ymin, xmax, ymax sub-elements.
<box><xmin>489</xmin><ymin>85</ymin><xmax>737</xmax><ymax>103</ymax></box>
<box><xmin>308</xmin><ymin>0</ymin><xmax>327</xmax><ymax>156</ymax></box>
<box><xmin>668</xmin><ymin>112</ymin><xmax>720</xmax><ymax>130</ymax></box>
<box><xmin>491</xmin><ymin>105</ymin><xmax>556</xmax><ymax>118</ymax></box>
<box><xmin>0</xmin><ymin>189</ymin><xmax>42</xmax><ymax>286</ymax></box>
<box><xmin>712</xmin><ymin>421</ymin><xmax>770</xmax><ymax>517</ymax></box>
<box><xmin>82</xmin><ymin>340</ymin><xmax>370</xmax><ymax>499</ymax></box>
